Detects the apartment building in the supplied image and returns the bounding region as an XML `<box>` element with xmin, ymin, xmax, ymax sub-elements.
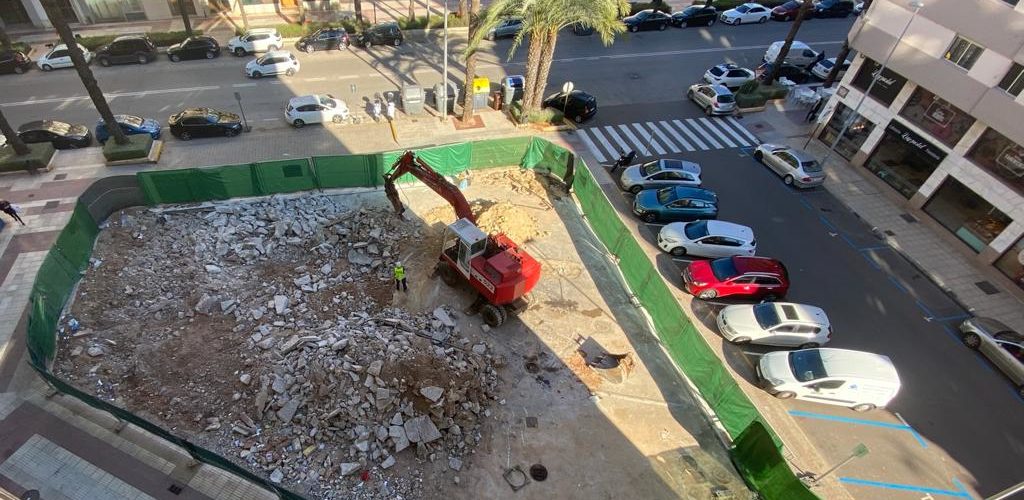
<box><xmin>815</xmin><ymin>0</ymin><xmax>1024</xmax><ymax>292</ymax></box>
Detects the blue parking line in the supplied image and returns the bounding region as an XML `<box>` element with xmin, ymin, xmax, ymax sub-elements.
<box><xmin>789</xmin><ymin>411</ymin><xmax>928</xmax><ymax>448</ymax></box>
<box><xmin>930</xmin><ymin>313</ymin><xmax>970</xmax><ymax>322</ymax></box>
<box><xmin>858</xmin><ymin>245</ymin><xmax>891</xmax><ymax>252</ymax></box>
<box><xmin>860</xmin><ymin>251</ymin><xmax>882</xmax><ymax>271</ymax></box>
<box><xmin>888</xmin><ymin>275</ymin><xmax>909</xmax><ymax>294</ymax></box>
<box><xmin>941</xmin><ymin>323</ymin><xmax>964</xmax><ymax>344</ymax></box>
<box><xmin>798</xmin><ymin>196</ymin><xmax>814</xmax><ymax>212</ymax></box>
<box><xmin>839</xmin><ymin>477</ymin><xmax>973</xmax><ymax>499</ymax></box>
<box><xmin>917</xmin><ymin>300</ymin><xmax>937</xmax><ymax>319</ymax></box>
<box><xmin>839</xmin><ymin>232</ymin><xmax>859</xmax><ymax>250</ymax></box>
<box><xmin>819</xmin><ymin>214</ymin><xmax>838</xmax><ymax>233</ymax></box>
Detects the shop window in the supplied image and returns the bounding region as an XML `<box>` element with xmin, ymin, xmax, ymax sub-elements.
<box><xmin>899</xmin><ymin>87</ymin><xmax>976</xmax><ymax>148</ymax></box>
<box><xmin>924</xmin><ymin>177</ymin><xmax>1012</xmax><ymax>253</ymax></box>
<box><xmin>819</xmin><ymin>103</ymin><xmax>876</xmax><ymax>160</ymax></box>
<box><xmin>967</xmin><ymin>127</ymin><xmax>1024</xmax><ymax>197</ymax></box>
<box><xmin>864</xmin><ymin>120</ymin><xmax>946</xmax><ymax>199</ymax></box>
<box><xmin>995</xmin><ymin>237</ymin><xmax>1024</xmax><ymax>291</ymax></box>
<box><xmin>945</xmin><ymin>35</ymin><xmax>984</xmax><ymax>71</ymax></box>
<box><xmin>999</xmin><ymin>63</ymin><xmax>1024</xmax><ymax>97</ymax></box>
<box><xmin>850</xmin><ymin>58</ymin><xmax>908</xmax><ymax>106</ymax></box>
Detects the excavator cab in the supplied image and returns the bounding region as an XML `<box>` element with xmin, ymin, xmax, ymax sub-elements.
<box><xmin>443</xmin><ymin>218</ymin><xmax>488</xmax><ymax>277</ymax></box>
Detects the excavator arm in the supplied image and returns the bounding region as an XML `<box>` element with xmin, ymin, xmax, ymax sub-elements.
<box><xmin>383</xmin><ymin>151</ymin><xmax>477</xmax><ymax>223</ymax></box>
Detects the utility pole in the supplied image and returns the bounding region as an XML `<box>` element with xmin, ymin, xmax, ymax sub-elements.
<box><xmin>441</xmin><ymin>0</ymin><xmax>448</xmax><ymax>122</ymax></box>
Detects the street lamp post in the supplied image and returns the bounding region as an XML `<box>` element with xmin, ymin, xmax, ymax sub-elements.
<box><xmin>818</xmin><ymin>0</ymin><xmax>923</xmax><ymax>166</ymax></box>
<box><xmin>441</xmin><ymin>0</ymin><xmax>448</xmax><ymax>122</ymax></box>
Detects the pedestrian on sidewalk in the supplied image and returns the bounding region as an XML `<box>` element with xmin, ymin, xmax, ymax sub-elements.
<box><xmin>386</xmin><ymin>98</ymin><xmax>396</xmax><ymax>122</ymax></box>
<box><xmin>372</xmin><ymin>95</ymin><xmax>383</xmax><ymax>123</ymax></box>
<box><xmin>394</xmin><ymin>261</ymin><xmax>408</xmax><ymax>292</ymax></box>
<box><xmin>0</xmin><ymin>200</ymin><xmax>25</xmax><ymax>226</ymax></box>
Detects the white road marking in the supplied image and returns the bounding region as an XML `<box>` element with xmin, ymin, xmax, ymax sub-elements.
<box><xmin>646</xmin><ymin>121</ymin><xmax>683</xmax><ymax>153</ymax></box>
<box><xmin>602</xmin><ymin>126</ymin><xmax>634</xmax><ymax>157</ymax></box>
<box><xmin>658</xmin><ymin>120</ymin><xmax>695</xmax><ymax>152</ymax></box>
<box><xmin>673</xmin><ymin>119</ymin><xmax>710</xmax><ymax>150</ymax></box>
<box><xmin>727</xmin><ymin>116</ymin><xmax>760</xmax><ymax>144</ymax></box>
<box><xmin>716</xmin><ymin>118</ymin><xmax>752</xmax><ymax>146</ymax></box>
<box><xmin>304</xmin><ymin>77</ymin><xmax>328</xmax><ymax>82</ymax></box>
<box><xmin>1</xmin><ymin>85</ymin><xmax>221</xmax><ymax>107</ymax></box>
<box><xmin>699</xmin><ymin>118</ymin><xmax>737</xmax><ymax>148</ymax></box>
<box><xmin>231</xmin><ymin>83</ymin><xmax>258</xmax><ymax>88</ymax></box>
<box><xmin>686</xmin><ymin>118</ymin><xmax>722</xmax><ymax>149</ymax></box>
<box><xmin>576</xmin><ymin>129</ymin><xmax>607</xmax><ymax>163</ymax></box>
<box><xmin>617</xmin><ymin>124</ymin><xmax>650</xmax><ymax>157</ymax></box>
<box><xmin>632</xmin><ymin>123</ymin><xmax>666</xmax><ymax>155</ymax></box>
<box><xmin>588</xmin><ymin>127</ymin><xmax>617</xmax><ymax>160</ymax></box>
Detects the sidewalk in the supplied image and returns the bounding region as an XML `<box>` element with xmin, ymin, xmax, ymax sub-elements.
<box><xmin>743</xmin><ymin>100</ymin><xmax>1024</xmax><ymax>333</ymax></box>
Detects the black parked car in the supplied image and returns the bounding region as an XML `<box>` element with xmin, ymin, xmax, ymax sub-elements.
<box><xmin>296</xmin><ymin>28</ymin><xmax>350</xmax><ymax>53</ymax></box>
<box><xmin>0</xmin><ymin>50</ymin><xmax>32</xmax><ymax>75</ymax></box>
<box><xmin>168</xmin><ymin>108</ymin><xmax>243</xmax><ymax>141</ymax></box>
<box><xmin>167</xmin><ymin>36</ymin><xmax>220</xmax><ymax>62</ymax></box>
<box><xmin>572</xmin><ymin>22</ymin><xmax>594</xmax><ymax>36</ymax></box>
<box><xmin>813</xmin><ymin>0</ymin><xmax>855</xmax><ymax>18</ymax></box>
<box><xmin>623</xmin><ymin>9</ymin><xmax>672</xmax><ymax>32</ymax></box>
<box><xmin>96</xmin><ymin>35</ymin><xmax>158</xmax><ymax>66</ymax></box>
<box><xmin>542</xmin><ymin>90</ymin><xmax>598</xmax><ymax>124</ymax></box>
<box><xmin>17</xmin><ymin>120</ymin><xmax>92</xmax><ymax>149</ymax></box>
<box><xmin>353</xmin><ymin>22</ymin><xmax>404</xmax><ymax>47</ymax></box>
<box><xmin>671</xmin><ymin>5</ymin><xmax>717</xmax><ymax>27</ymax></box>
<box><xmin>758</xmin><ymin>62</ymin><xmax>813</xmax><ymax>84</ymax></box>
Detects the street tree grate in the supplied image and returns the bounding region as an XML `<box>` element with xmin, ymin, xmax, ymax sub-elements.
<box><xmin>975</xmin><ymin>281</ymin><xmax>1001</xmax><ymax>295</ymax></box>
<box><xmin>899</xmin><ymin>213</ymin><xmax>919</xmax><ymax>223</ymax></box>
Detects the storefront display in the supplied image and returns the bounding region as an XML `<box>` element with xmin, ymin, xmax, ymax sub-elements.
<box><xmin>864</xmin><ymin>120</ymin><xmax>946</xmax><ymax>199</ymax></box>
<box><xmin>899</xmin><ymin>87</ymin><xmax>976</xmax><ymax>148</ymax></box>
<box><xmin>995</xmin><ymin>237</ymin><xmax>1024</xmax><ymax>291</ymax></box>
<box><xmin>819</xmin><ymin>103</ymin><xmax>876</xmax><ymax>160</ymax></box>
<box><xmin>967</xmin><ymin>127</ymin><xmax>1024</xmax><ymax>196</ymax></box>
<box><xmin>924</xmin><ymin>177</ymin><xmax>1012</xmax><ymax>253</ymax></box>
<box><xmin>851</xmin><ymin>58</ymin><xmax>908</xmax><ymax>106</ymax></box>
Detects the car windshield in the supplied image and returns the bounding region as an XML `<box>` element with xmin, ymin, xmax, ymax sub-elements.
<box><xmin>717</xmin><ymin>94</ymin><xmax>735</xmax><ymax>103</ymax></box>
<box><xmin>207</xmin><ymin>113</ymin><xmax>220</xmax><ymax>123</ymax></box>
<box><xmin>684</xmin><ymin>220</ymin><xmax>709</xmax><ymax>240</ymax></box>
<box><xmin>819</xmin><ymin>59</ymin><xmax>835</xmax><ymax>69</ymax></box>
<box><xmin>801</xmin><ymin>160</ymin><xmax>822</xmax><ymax>172</ymax></box>
<box><xmin>682</xmin><ymin>6</ymin><xmax>699</xmax><ymax>15</ymax></box>
<box><xmin>789</xmin><ymin>350</ymin><xmax>828</xmax><ymax>382</ymax></box>
<box><xmin>709</xmin><ymin>66</ymin><xmax>726</xmax><ymax>76</ymax></box>
<box><xmin>735</xmin><ymin>5</ymin><xmax>750</xmax><ymax>13</ymax></box>
<box><xmin>119</xmin><ymin>115</ymin><xmax>143</xmax><ymax>127</ymax></box>
<box><xmin>709</xmin><ymin>258</ymin><xmax>738</xmax><ymax>281</ymax></box>
<box><xmin>641</xmin><ymin>161</ymin><xmax>661</xmax><ymax>176</ymax></box>
<box><xmin>656</xmin><ymin>187</ymin><xmax>676</xmax><ymax>204</ymax></box>
<box><xmin>753</xmin><ymin>303</ymin><xmax>781</xmax><ymax>329</ymax></box>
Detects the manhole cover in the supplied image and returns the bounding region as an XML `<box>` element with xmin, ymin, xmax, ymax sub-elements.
<box><xmin>525</xmin><ymin>416</ymin><xmax>538</xmax><ymax>428</ymax></box>
<box><xmin>524</xmin><ymin>362</ymin><xmax>540</xmax><ymax>374</ymax></box>
<box><xmin>529</xmin><ymin>464</ymin><xmax>548</xmax><ymax>481</ymax></box>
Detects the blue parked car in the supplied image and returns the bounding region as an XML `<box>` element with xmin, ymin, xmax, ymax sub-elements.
<box><xmin>632</xmin><ymin>186</ymin><xmax>718</xmax><ymax>223</ymax></box>
<box><xmin>95</xmin><ymin>115</ymin><xmax>161</xmax><ymax>144</ymax></box>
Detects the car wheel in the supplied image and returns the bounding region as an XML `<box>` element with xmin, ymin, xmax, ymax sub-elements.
<box><xmin>252</xmin><ymin>71</ymin><xmax>262</xmax><ymax>78</ymax></box>
<box><xmin>234</xmin><ymin>47</ymin><xmax>246</xmax><ymax>56</ymax></box>
<box><xmin>731</xmin><ymin>337</ymin><xmax>751</xmax><ymax>344</ymax></box>
<box><xmin>99</xmin><ymin>57</ymin><xmax>111</xmax><ymax>67</ymax></box>
<box><xmin>206</xmin><ymin>51</ymin><xmax>216</xmax><ymax>59</ymax></box>
<box><xmin>962</xmin><ymin>332</ymin><xmax>981</xmax><ymax>349</ymax></box>
<box><xmin>753</xmin><ymin>150</ymin><xmax>764</xmax><ymax>162</ymax></box>
<box><xmin>332</xmin><ymin>115</ymin><xmax>343</xmax><ymax>123</ymax></box>
<box><xmin>138</xmin><ymin>54</ymin><xmax>149</xmax><ymax>64</ymax></box>
<box><xmin>799</xmin><ymin>342</ymin><xmax>820</xmax><ymax>349</ymax></box>
<box><xmin>170</xmin><ymin>53</ymin><xmax>180</xmax><ymax>62</ymax></box>
<box><xmin>658</xmin><ymin>23</ymin><xmax>667</xmax><ymax>31</ymax></box>
<box><xmin>225</xmin><ymin>128</ymin><xmax>240</xmax><ymax>137</ymax></box>
<box><xmin>759</xmin><ymin>16</ymin><xmax>768</xmax><ymax>23</ymax></box>
<box><xmin>629</xmin><ymin>25</ymin><xmax>639</xmax><ymax>33</ymax></box>
<box><xmin>774</xmin><ymin>391</ymin><xmax>796</xmax><ymax>400</ymax></box>
<box><xmin>761</xmin><ymin>294</ymin><xmax>778</xmax><ymax>303</ymax></box>
<box><xmin>852</xmin><ymin>403</ymin><xmax>876</xmax><ymax>412</ymax></box>
<box><xmin>698</xmin><ymin>289</ymin><xmax>718</xmax><ymax>299</ymax></box>
<box><xmin>629</xmin><ymin>185</ymin><xmax>643</xmax><ymax>195</ymax></box>
<box><xmin>14</xmin><ymin>66</ymin><xmax>25</xmax><ymax>74</ymax></box>
<box><xmin>179</xmin><ymin>131</ymin><xmax>192</xmax><ymax>141</ymax></box>
<box><xmin>285</xmin><ymin>68</ymin><xmax>295</xmax><ymax>76</ymax></box>
<box><xmin>304</xmin><ymin>45</ymin><xmax>314</xmax><ymax>53</ymax></box>
<box><xmin>41</xmin><ymin>64</ymin><xmax>53</xmax><ymax>71</ymax></box>
<box><xmin>783</xmin><ymin>175</ymin><xmax>794</xmax><ymax>186</ymax></box>
<box><xmin>268</xmin><ymin>45</ymin><xmax>279</xmax><ymax>51</ymax></box>
<box><xmin>574</xmin><ymin>114</ymin><xmax>584</xmax><ymax>124</ymax></box>
<box><xmin>707</xmin><ymin>18</ymin><xmax>715</xmax><ymax>26</ymax></box>
<box><xmin>292</xmin><ymin>119</ymin><xmax>305</xmax><ymax>128</ymax></box>
<box><xmin>670</xmin><ymin>246</ymin><xmax>687</xmax><ymax>257</ymax></box>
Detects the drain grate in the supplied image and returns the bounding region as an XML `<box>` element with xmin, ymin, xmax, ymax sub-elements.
<box><xmin>168</xmin><ymin>484</ymin><xmax>183</xmax><ymax>495</ymax></box>
<box><xmin>525</xmin><ymin>416</ymin><xmax>538</xmax><ymax>428</ymax></box>
<box><xmin>44</xmin><ymin>200</ymin><xmax>59</xmax><ymax>209</ymax></box>
<box><xmin>975</xmin><ymin>281</ymin><xmax>1001</xmax><ymax>295</ymax></box>
<box><xmin>53</xmin><ymin>173</ymin><xmax>67</xmax><ymax>181</ymax></box>
<box><xmin>899</xmin><ymin>213</ymin><xmax>919</xmax><ymax>223</ymax></box>
<box><xmin>529</xmin><ymin>464</ymin><xmax>548</xmax><ymax>481</ymax></box>
<box><xmin>884</xmin><ymin>230</ymin><xmax>896</xmax><ymax>236</ymax></box>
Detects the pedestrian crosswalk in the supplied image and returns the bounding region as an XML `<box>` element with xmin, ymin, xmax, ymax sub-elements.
<box><xmin>576</xmin><ymin>117</ymin><xmax>761</xmax><ymax>163</ymax></box>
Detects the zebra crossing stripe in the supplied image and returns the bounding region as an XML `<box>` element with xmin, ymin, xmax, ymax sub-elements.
<box><xmin>697</xmin><ymin>118</ymin><xmax>735</xmax><ymax>148</ymax></box>
<box><xmin>602</xmin><ymin>126</ymin><xmax>633</xmax><ymax>156</ymax></box>
<box><xmin>669</xmin><ymin>120</ymin><xmax>707</xmax><ymax>150</ymax></box>
<box><xmin>645</xmin><ymin>121</ymin><xmax>684</xmax><ymax>153</ymax></box>
<box><xmin>656</xmin><ymin>120</ymin><xmax>694</xmax><ymax>152</ymax></box>
<box><xmin>632</xmin><ymin>123</ymin><xmax>667</xmax><ymax>155</ymax></box>
<box><xmin>727</xmin><ymin>116</ymin><xmax>760</xmax><ymax>144</ymax></box>
<box><xmin>576</xmin><ymin>130</ymin><xmax>607</xmax><ymax>163</ymax></box>
<box><xmin>716</xmin><ymin>119</ymin><xmax>751</xmax><ymax>146</ymax></box>
<box><xmin>589</xmin><ymin>127</ymin><xmax>617</xmax><ymax>160</ymax></box>
<box><xmin>617</xmin><ymin>124</ymin><xmax>651</xmax><ymax>157</ymax></box>
<box><xmin>683</xmin><ymin>119</ymin><xmax>720</xmax><ymax>149</ymax></box>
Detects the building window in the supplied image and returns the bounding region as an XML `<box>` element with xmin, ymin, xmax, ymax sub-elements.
<box><xmin>967</xmin><ymin>127</ymin><xmax>1024</xmax><ymax>196</ymax></box>
<box><xmin>995</xmin><ymin>237</ymin><xmax>1024</xmax><ymax>291</ymax></box>
<box><xmin>999</xmin><ymin>63</ymin><xmax>1024</xmax><ymax>97</ymax></box>
<box><xmin>899</xmin><ymin>87</ymin><xmax>976</xmax><ymax>147</ymax></box>
<box><xmin>819</xmin><ymin>103</ymin><xmax>876</xmax><ymax>160</ymax></box>
<box><xmin>864</xmin><ymin>120</ymin><xmax>947</xmax><ymax>199</ymax></box>
<box><xmin>850</xmin><ymin>58</ymin><xmax>908</xmax><ymax>106</ymax></box>
<box><xmin>945</xmin><ymin>35</ymin><xmax>984</xmax><ymax>71</ymax></box>
<box><xmin>923</xmin><ymin>177</ymin><xmax>1012</xmax><ymax>253</ymax></box>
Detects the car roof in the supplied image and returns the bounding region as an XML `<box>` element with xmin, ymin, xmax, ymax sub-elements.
<box><xmin>112</xmin><ymin>34</ymin><xmax>149</xmax><ymax>42</ymax></box>
<box><xmin>262</xmin><ymin>50</ymin><xmax>292</xmax><ymax>58</ymax></box>
<box><xmin>19</xmin><ymin>120</ymin><xmax>71</xmax><ymax>132</ymax></box>
<box><xmin>784</xmin><ymin>148</ymin><xmax>817</xmax><ymax>163</ymax></box>
<box><xmin>180</xmin><ymin>107</ymin><xmax>214</xmax><ymax>117</ymax></box>
<box><xmin>246</xmin><ymin>28</ymin><xmax>279</xmax><ymax>35</ymax></box>
<box><xmin>289</xmin><ymin>95</ymin><xmax>320</xmax><ymax>106</ymax></box>
<box><xmin>773</xmin><ymin>303</ymin><xmax>829</xmax><ymax>326</ymax></box>
<box><xmin>709</xmin><ymin>84</ymin><xmax>733</xmax><ymax>95</ymax></box>
<box><xmin>669</xmin><ymin>186</ymin><xmax>716</xmax><ymax>202</ymax></box>
<box><xmin>657</xmin><ymin>159</ymin><xmax>701</xmax><ymax>174</ymax></box>
<box><xmin>732</xmin><ymin>256</ymin><xmax>785</xmax><ymax>275</ymax></box>
<box><xmin>704</xmin><ymin>220</ymin><xmax>754</xmax><ymax>241</ymax></box>
<box><xmin>814</xmin><ymin>348</ymin><xmax>899</xmax><ymax>383</ymax></box>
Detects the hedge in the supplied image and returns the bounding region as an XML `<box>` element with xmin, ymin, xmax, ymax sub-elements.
<box><xmin>0</xmin><ymin>143</ymin><xmax>55</xmax><ymax>173</ymax></box>
<box><xmin>77</xmin><ymin>30</ymin><xmax>201</xmax><ymax>51</ymax></box>
<box><xmin>244</xmin><ymin>16</ymin><xmax>468</xmax><ymax>39</ymax></box>
<box><xmin>509</xmin><ymin>102</ymin><xmax>564</xmax><ymax>125</ymax></box>
<box><xmin>629</xmin><ymin>1</ymin><xmax>672</xmax><ymax>15</ymax></box>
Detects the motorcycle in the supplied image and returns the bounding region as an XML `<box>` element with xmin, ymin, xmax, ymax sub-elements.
<box><xmin>609</xmin><ymin>150</ymin><xmax>637</xmax><ymax>175</ymax></box>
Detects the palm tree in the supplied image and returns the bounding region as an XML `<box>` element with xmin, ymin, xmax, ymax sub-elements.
<box><xmin>461</xmin><ymin>0</ymin><xmax>481</xmax><ymax>122</ymax></box>
<box><xmin>765</xmin><ymin>0</ymin><xmax>812</xmax><ymax>84</ymax></box>
<box><xmin>458</xmin><ymin>0</ymin><xmax>467</xmax><ymax>18</ymax></box>
<box><xmin>408</xmin><ymin>0</ymin><xmax>415</xmax><ymax>21</ymax></box>
<box><xmin>41</xmin><ymin>0</ymin><xmax>130</xmax><ymax>146</ymax></box>
<box><xmin>178</xmin><ymin>0</ymin><xmax>194</xmax><ymax>37</ymax></box>
<box><xmin>354</xmin><ymin>0</ymin><xmax>363</xmax><ymax>22</ymax></box>
<box><xmin>0</xmin><ymin>109</ymin><xmax>30</xmax><ymax>156</ymax></box>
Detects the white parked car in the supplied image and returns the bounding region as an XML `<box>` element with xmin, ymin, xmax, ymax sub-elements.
<box><xmin>717</xmin><ymin>302</ymin><xmax>831</xmax><ymax>347</ymax></box>
<box><xmin>757</xmin><ymin>348</ymin><xmax>901</xmax><ymax>412</ymax></box>
<box><xmin>285</xmin><ymin>94</ymin><xmax>350</xmax><ymax>127</ymax></box>
<box><xmin>810</xmin><ymin>57</ymin><xmax>851</xmax><ymax>80</ymax></box>
<box><xmin>227</xmin><ymin>28</ymin><xmax>283</xmax><ymax>56</ymax></box>
<box><xmin>720</xmin><ymin>3</ymin><xmax>770</xmax><ymax>25</ymax></box>
<box><xmin>763</xmin><ymin>40</ymin><xmax>820</xmax><ymax>67</ymax></box>
<box><xmin>0</xmin><ymin>134</ymin><xmax>6</xmax><ymax>148</ymax></box>
<box><xmin>36</xmin><ymin>43</ymin><xmax>92</xmax><ymax>71</ymax></box>
<box><xmin>245</xmin><ymin>51</ymin><xmax>299</xmax><ymax>78</ymax></box>
<box><xmin>620</xmin><ymin>159</ymin><xmax>702</xmax><ymax>193</ymax></box>
<box><xmin>658</xmin><ymin>220</ymin><xmax>755</xmax><ymax>258</ymax></box>
<box><xmin>703</xmin><ymin>63</ymin><xmax>756</xmax><ymax>89</ymax></box>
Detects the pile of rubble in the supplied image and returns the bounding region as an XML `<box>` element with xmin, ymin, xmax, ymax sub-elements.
<box><xmin>56</xmin><ymin>194</ymin><xmax>504</xmax><ymax>497</ymax></box>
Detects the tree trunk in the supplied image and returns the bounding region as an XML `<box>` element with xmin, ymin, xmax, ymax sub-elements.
<box><xmin>822</xmin><ymin>41</ymin><xmax>850</xmax><ymax>88</ymax></box>
<box><xmin>354</xmin><ymin>0</ymin><xmax>363</xmax><ymax>22</ymax></box>
<box><xmin>0</xmin><ymin>25</ymin><xmax>12</xmax><ymax>50</ymax></box>
<box><xmin>41</xmin><ymin>0</ymin><xmax>130</xmax><ymax>146</ymax></box>
<box><xmin>0</xmin><ymin>109</ymin><xmax>30</xmax><ymax>156</ymax></box>
<box><xmin>457</xmin><ymin>0</ymin><xmax>466</xmax><ymax>18</ymax></box>
<box><xmin>460</xmin><ymin>0</ymin><xmax>481</xmax><ymax>122</ymax></box>
<box><xmin>519</xmin><ymin>30</ymin><xmax>546</xmax><ymax>118</ymax></box>
<box><xmin>237</xmin><ymin>0</ymin><xmax>250</xmax><ymax>31</ymax></box>
<box><xmin>530</xmin><ymin>28</ymin><xmax>558</xmax><ymax>116</ymax></box>
<box><xmin>766</xmin><ymin>0</ymin><xmax>812</xmax><ymax>84</ymax></box>
<box><xmin>407</xmin><ymin>0</ymin><xmax>415</xmax><ymax>20</ymax></box>
<box><xmin>178</xmin><ymin>0</ymin><xmax>194</xmax><ymax>36</ymax></box>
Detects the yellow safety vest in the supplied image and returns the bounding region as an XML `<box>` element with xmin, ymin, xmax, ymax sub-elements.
<box><xmin>394</xmin><ymin>266</ymin><xmax>406</xmax><ymax>280</ymax></box>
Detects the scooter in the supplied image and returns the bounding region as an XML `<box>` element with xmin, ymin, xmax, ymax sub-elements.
<box><xmin>609</xmin><ymin>150</ymin><xmax>637</xmax><ymax>176</ymax></box>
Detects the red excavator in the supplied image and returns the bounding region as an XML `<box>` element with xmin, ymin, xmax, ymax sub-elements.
<box><xmin>383</xmin><ymin>150</ymin><xmax>541</xmax><ymax>327</ymax></box>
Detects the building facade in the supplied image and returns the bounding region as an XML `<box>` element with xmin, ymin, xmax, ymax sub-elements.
<box><xmin>816</xmin><ymin>0</ymin><xmax>1024</xmax><ymax>292</ymax></box>
<box><xmin>0</xmin><ymin>0</ymin><xmax>210</xmax><ymax>28</ymax></box>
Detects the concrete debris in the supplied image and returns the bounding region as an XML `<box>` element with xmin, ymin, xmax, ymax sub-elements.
<box><xmin>420</xmin><ymin>386</ymin><xmax>444</xmax><ymax>403</ymax></box>
<box><xmin>448</xmin><ymin>457</ymin><xmax>462</xmax><ymax>471</ymax></box>
<box><xmin>239</xmin><ymin>373</ymin><xmax>252</xmax><ymax>385</ymax></box>
<box><xmin>380</xmin><ymin>455</ymin><xmax>396</xmax><ymax>469</ymax></box>
<box><xmin>270</xmin><ymin>468</ymin><xmax>284</xmax><ymax>483</ymax></box>
<box><xmin>340</xmin><ymin>463</ymin><xmax>361</xmax><ymax>476</ymax></box>
<box><xmin>86</xmin><ymin>346</ymin><xmax>104</xmax><ymax>357</ymax></box>
<box><xmin>433</xmin><ymin>306</ymin><xmax>456</xmax><ymax>328</ymax></box>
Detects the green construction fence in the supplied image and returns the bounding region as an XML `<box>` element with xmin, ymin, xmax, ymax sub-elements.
<box><xmin>25</xmin><ymin>136</ymin><xmax>814</xmax><ymax>500</ymax></box>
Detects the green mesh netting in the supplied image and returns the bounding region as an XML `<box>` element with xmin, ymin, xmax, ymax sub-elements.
<box><xmin>313</xmin><ymin>154</ymin><xmax>381</xmax><ymax>189</ymax></box>
<box><xmin>253</xmin><ymin>158</ymin><xmax>318</xmax><ymax>194</ymax></box>
<box><xmin>733</xmin><ymin>421</ymin><xmax>819</xmax><ymax>500</ymax></box>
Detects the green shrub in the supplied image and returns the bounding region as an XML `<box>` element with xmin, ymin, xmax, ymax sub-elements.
<box><xmin>509</xmin><ymin>103</ymin><xmax>564</xmax><ymax>125</ymax></box>
<box><xmin>102</xmin><ymin>134</ymin><xmax>153</xmax><ymax>162</ymax></box>
<box><xmin>0</xmin><ymin>143</ymin><xmax>55</xmax><ymax>172</ymax></box>
<box><xmin>629</xmin><ymin>1</ymin><xmax>672</xmax><ymax>15</ymax></box>
<box><xmin>737</xmin><ymin>80</ymin><xmax>759</xmax><ymax>95</ymax></box>
<box><xmin>757</xmin><ymin>83</ymin><xmax>790</xmax><ymax>100</ymax></box>
<box><xmin>735</xmin><ymin>92</ymin><xmax>767</xmax><ymax>109</ymax></box>
<box><xmin>398</xmin><ymin>14</ymin><xmax>468</xmax><ymax>29</ymax></box>
<box><xmin>6</xmin><ymin>42</ymin><xmax>31</xmax><ymax>54</ymax></box>
<box><xmin>78</xmin><ymin>30</ymin><xmax>200</xmax><ymax>50</ymax></box>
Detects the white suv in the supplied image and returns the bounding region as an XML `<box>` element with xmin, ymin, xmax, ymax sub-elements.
<box><xmin>285</xmin><ymin>94</ymin><xmax>350</xmax><ymax>127</ymax></box>
<box><xmin>227</xmin><ymin>28</ymin><xmax>283</xmax><ymax>56</ymax></box>
<box><xmin>37</xmin><ymin>43</ymin><xmax>93</xmax><ymax>71</ymax></box>
<box><xmin>245</xmin><ymin>51</ymin><xmax>300</xmax><ymax>78</ymax></box>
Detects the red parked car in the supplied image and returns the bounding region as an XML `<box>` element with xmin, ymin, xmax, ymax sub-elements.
<box><xmin>682</xmin><ymin>256</ymin><xmax>790</xmax><ymax>301</ymax></box>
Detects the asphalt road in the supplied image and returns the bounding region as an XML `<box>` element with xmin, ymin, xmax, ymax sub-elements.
<box><xmin>580</xmin><ymin>99</ymin><xmax>1024</xmax><ymax>499</ymax></box>
<box><xmin>1</xmin><ymin>18</ymin><xmax>851</xmax><ymax>133</ymax></box>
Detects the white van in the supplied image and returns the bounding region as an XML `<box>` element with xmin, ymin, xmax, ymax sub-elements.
<box><xmin>757</xmin><ymin>348</ymin><xmax>900</xmax><ymax>412</ymax></box>
<box><xmin>763</xmin><ymin>41</ymin><xmax>820</xmax><ymax>67</ymax></box>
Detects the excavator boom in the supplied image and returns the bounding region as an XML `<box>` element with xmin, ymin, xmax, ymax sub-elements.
<box><xmin>383</xmin><ymin>151</ymin><xmax>476</xmax><ymax>223</ymax></box>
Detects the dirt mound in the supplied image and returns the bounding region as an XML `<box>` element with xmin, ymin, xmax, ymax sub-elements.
<box><xmin>422</xmin><ymin>201</ymin><xmax>548</xmax><ymax>243</ymax></box>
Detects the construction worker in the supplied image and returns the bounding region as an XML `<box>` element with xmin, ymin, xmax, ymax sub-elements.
<box><xmin>394</xmin><ymin>261</ymin><xmax>407</xmax><ymax>292</ymax></box>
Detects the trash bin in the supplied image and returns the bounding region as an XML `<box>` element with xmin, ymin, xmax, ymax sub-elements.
<box><xmin>501</xmin><ymin>75</ymin><xmax>525</xmax><ymax>106</ymax></box>
<box><xmin>432</xmin><ymin>82</ymin><xmax>457</xmax><ymax>114</ymax></box>
<box><xmin>471</xmin><ymin>77</ymin><xmax>490</xmax><ymax>109</ymax></box>
<box><xmin>401</xmin><ymin>84</ymin><xmax>424</xmax><ymax>115</ymax></box>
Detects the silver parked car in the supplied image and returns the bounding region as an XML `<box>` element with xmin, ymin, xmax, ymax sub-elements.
<box><xmin>718</xmin><ymin>302</ymin><xmax>831</xmax><ymax>347</ymax></box>
<box><xmin>620</xmin><ymin>159</ymin><xmax>701</xmax><ymax>194</ymax></box>
<box><xmin>754</xmin><ymin>144</ymin><xmax>825</xmax><ymax>187</ymax></box>
<box><xmin>687</xmin><ymin>83</ymin><xmax>736</xmax><ymax>116</ymax></box>
<box><xmin>486</xmin><ymin>18</ymin><xmax>523</xmax><ymax>40</ymax></box>
<box><xmin>657</xmin><ymin>220</ymin><xmax>755</xmax><ymax>258</ymax></box>
<box><xmin>960</xmin><ymin>317</ymin><xmax>1024</xmax><ymax>397</ymax></box>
